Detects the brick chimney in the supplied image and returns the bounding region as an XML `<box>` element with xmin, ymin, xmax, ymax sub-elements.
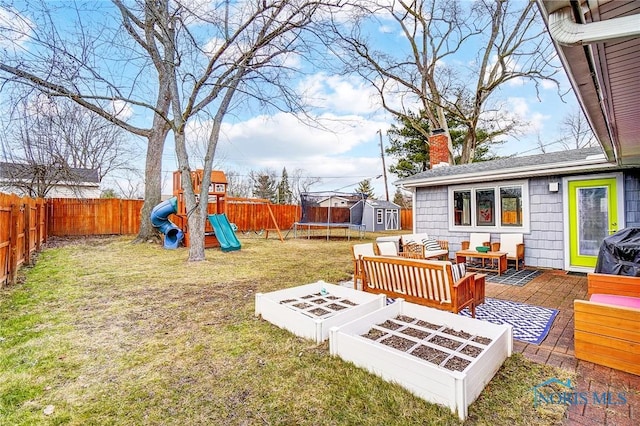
<box><xmin>429</xmin><ymin>129</ymin><xmax>450</xmax><ymax>169</ymax></box>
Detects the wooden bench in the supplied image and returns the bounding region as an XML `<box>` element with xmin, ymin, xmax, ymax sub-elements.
<box><xmin>574</xmin><ymin>273</ymin><xmax>640</xmax><ymax>376</ymax></box>
<box><xmin>359</xmin><ymin>256</ymin><xmax>481</xmax><ymax>317</ymax></box>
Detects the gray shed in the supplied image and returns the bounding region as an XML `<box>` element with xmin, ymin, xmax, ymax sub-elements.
<box><xmin>351</xmin><ymin>199</ymin><xmax>401</xmax><ymax>232</ymax></box>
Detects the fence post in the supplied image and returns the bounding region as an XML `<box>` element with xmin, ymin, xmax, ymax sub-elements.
<box><xmin>8</xmin><ymin>203</ymin><xmax>19</xmax><ymax>285</ymax></box>
<box><xmin>24</xmin><ymin>203</ymin><xmax>31</xmax><ymax>265</ymax></box>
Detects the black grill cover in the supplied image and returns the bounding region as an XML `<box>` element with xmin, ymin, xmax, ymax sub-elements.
<box><xmin>594</xmin><ymin>228</ymin><xmax>640</xmax><ymax>276</ymax></box>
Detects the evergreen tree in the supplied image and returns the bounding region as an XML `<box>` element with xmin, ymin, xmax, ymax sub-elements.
<box><xmin>275</xmin><ymin>167</ymin><xmax>292</xmax><ymax>204</ymax></box>
<box><xmin>100</xmin><ymin>188</ymin><xmax>119</xmax><ymax>199</ymax></box>
<box><xmin>356</xmin><ymin>179</ymin><xmax>376</xmax><ymax>200</ymax></box>
<box><xmin>251</xmin><ymin>170</ymin><xmax>277</xmax><ymax>202</ymax></box>
<box><xmin>386</xmin><ymin>112</ymin><xmax>503</xmax><ymax>179</ymax></box>
<box><xmin>386</xmin><ymin>111</ymin><xmax>431</xmax><ymax>179</ymax></box>
<box><xmin>393</xmin><ymin>187</ymin><xmax>411</xmax><ymax>208</ymax></box>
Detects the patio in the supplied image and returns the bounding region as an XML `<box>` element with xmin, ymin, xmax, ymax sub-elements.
<box><xmin>486</xmin><ymin>270</ymin><xmax>639</xmax><ymax>426</ymax></box>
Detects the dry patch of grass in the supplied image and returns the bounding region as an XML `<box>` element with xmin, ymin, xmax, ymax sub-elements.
<box><xmin>1</xmin><ymin>235</ymin><xmax>572</xmax><ymax>425</ymax></box>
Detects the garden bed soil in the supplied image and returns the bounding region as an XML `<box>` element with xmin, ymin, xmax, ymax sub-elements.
<box><xmin>255</xmin><ymin>281</ymin><xmax>386</xmax><ymax>343</ymax></box>
<box><xmin>329</xmin><ymin>299</ymin><xmax>513</xmax><ymax>421</ymax></box>
<box><xmin>361</xmin><ymin>315</ymin><xmax>493</xmax><ymax>372</ymax></box>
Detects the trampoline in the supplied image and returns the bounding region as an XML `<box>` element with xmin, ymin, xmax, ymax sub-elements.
<box><xmin>294</xmin><ymin>191</ymin><xmax>367</xmax><ymax>240</ymax></box>
<box><xmin>293</xmin><ymin>222</ymin><xmax>366</xmax><ymax>240</ymax></box>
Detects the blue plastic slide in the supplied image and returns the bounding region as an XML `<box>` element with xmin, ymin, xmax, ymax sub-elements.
<box><xmin>150</xmin><ymin>197</ymin><xmax>184</xmax><ymax>249</ymax></box>
<box><xmin>208</xmin><ymin>213</ymin><xmax>241</xmax><ymax>252</ymax></box>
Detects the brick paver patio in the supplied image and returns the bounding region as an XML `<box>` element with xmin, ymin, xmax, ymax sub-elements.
<box><xmin>487</xmin><ymin>270</ymin><xmax>640</xmax><ymax>426</ymax></box>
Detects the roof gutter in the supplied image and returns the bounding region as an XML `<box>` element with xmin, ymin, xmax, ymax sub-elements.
<box><xmin>547</xmin><ymin>3</ymin><xmax>640</xmax><ymax>46</ymax></box>
<box><xmin>542</xmin><ymin>0</ymin><xmax>639</xmax><ymax>165</ymax></box>
<box><xmin>398</xmin><ymin>156</ymin><xmax>616</xmax><ymax>188</ymax></box>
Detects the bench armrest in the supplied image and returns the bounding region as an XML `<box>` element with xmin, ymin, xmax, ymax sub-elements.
<box><xmin>587</xmin><ymin>273</ymin><xmax>640</xmax><ymax>298</ymax></box>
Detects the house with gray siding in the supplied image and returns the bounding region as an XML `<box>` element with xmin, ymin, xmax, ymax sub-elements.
<box><xmin>396</xmin><ymin>144</ymin><xmax>640</xmax><ymax>272</ymax></box>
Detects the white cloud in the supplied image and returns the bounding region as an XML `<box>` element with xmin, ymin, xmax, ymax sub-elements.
<box><xmin>0</xmin><ymin>7</ymin><xmax>32</xmax><ymax>48</ymax></box>
<box><xmin>110</xmin><ymin>100</ymin><xmax>134</xmax><ymax>120</ymax></box>
<box><xmin>298</xmin><ymin>73</ymin><xmax>381</xmax><ymax>115</ymax></box>
<box><xmin>176</xmin><ymin>105</ymin><xmax>393</xmax><ymax>195</ymax></box>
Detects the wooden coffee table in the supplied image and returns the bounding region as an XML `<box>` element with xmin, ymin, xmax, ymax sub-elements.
<box><xmin>455</xmin><ymin>250</ymin><xmax>508</xmax><ymax>275</ymax></box>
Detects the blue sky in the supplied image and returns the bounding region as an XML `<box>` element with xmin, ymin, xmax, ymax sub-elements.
<box><xmin>1</xmin><ymin>1</ymin><xmax>583</xmax><ymax>199</ymax></box>
<box><xmin>155</xmin><ymin>0</ymin><xmax>582</xmax><ymax>199</ymax></box>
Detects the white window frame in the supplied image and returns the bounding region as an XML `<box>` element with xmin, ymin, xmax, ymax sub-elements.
<box><xmin>376</xmin><ymin>209</ymin><xmax>383</xmax><ymax>224</ymax></box>
<box><xmin>448</xmin><ymin>180</ymin><xmax>530</xmax><ymax>233</ymax></box>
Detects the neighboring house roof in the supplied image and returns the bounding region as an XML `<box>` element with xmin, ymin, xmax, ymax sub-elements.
<box><xmin>536</xmin><ymin>0</ymin><xmax>640</xmax><ymax>166</ymax></box>
<box><xmin>396</xmin><ymin>147</ymin><xmax>625</xmax><ymax>188</ymax></box>
<box><xmin>0</xmin><ymin>162</ymin><xmax>100</xmax><ymax>183</ymax></box>
<box><xmin>317</xmin><ymin>196</ymin><xmax>351</xmax><ymax>203</ymax></box>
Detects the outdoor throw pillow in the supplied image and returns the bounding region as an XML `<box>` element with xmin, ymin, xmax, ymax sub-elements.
<box><xmin>423</xmin><ymin>238</ymin><xmax>441</xmax><ymax>251</ymax></box>
<box><xmin>451</xmin><ymin>263</ymin><xmax>466</xmax><ymax>282</ymax></box>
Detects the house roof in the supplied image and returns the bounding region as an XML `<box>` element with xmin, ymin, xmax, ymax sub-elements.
<box><xmin>536</xmin><ymin>0</ymin><xmax>640</xmax><ymax>166</ymax></box>
<box><xmin>0</xmin><ymin>162</ymin><xmax>100</xmax><ymax>184</ymax></box>
<box><xmin>396</xmin><ymin>147</ymin><xmax>623</xmax><ymax>188</ymax></box>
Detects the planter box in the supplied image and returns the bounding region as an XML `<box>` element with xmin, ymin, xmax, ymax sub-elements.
<box><xmin>329</xmin><ymin>299</ymin><xmax>513</xmax><ymax>421</ymax></box>
<box><xmin>255</xmin><ymin>281</ymin><xmax>386</xmax><ymax>343</ymax></box>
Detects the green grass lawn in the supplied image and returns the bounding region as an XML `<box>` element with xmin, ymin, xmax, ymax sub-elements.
<box><xmin>0</xmin><ymin>234</ymin><xmax>572</xmax><ymax>425</ymax></box>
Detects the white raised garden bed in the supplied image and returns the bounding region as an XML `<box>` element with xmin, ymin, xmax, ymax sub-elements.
<box><xmin>255</xmin><ymin>280</ymin><xmax>386</xmax><ymax>343</ymax></box>
<box><xmin>329</xmin><ymin>299</ymin><xmax>513</xmax><ymax>421</ymax></box>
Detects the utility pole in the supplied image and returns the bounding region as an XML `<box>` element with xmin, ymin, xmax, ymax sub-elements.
<box><xmin>377</xmin><ymin>129</ymin><xmax>390</xmax><ymax>201</ymax></box>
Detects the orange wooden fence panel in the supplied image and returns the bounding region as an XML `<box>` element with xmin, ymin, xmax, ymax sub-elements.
<box><xmin>226</xmin><ymin>198</ymin><xmax>300</xmax><ymax>231</ymax></box>
<box><xmin>0</xmin><ymin>193</ymin><xmax>46</xmax><ymax>288</ymax></box>
<box><xmin>400</xmin><ymin>209</ymin><xmax>413</xmax><ymax>230</ymax></box>
<box><xmin>47</xmin><ymin>198</ymin><xmax>144</xmax><ymax>236</ymax></box>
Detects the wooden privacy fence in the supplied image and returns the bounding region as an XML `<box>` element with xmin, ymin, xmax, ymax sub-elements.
<box><xmin>400</xmin><ymin>209</ymin><xmax>412</xmax><ymax>230</ymax></box>
<box><xmin>227</xmin><ymin>198</ymin><xmax>300</xmax><ymax>232</ymax></box>
<box><xmin>0</xmin><ymin>193</ymin><xmax>46</xmax><ymax>288</ymax></box>
<box><xmin>1</xmin><ymin>191</ymin><xmax>415</xmax><ymax>288</ymax></box>
<box><xmin>47</xmin><ymin>198</ymin><xmax>144</xmax><ymax>236</ymax></box>
<box><xmin>46</xmin><ymin>197</ymin><xmax>413</xmax><ymax>235</ymax></box>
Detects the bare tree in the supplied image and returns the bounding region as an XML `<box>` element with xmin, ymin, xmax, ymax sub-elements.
<box><xmin>151</xmin><ymin>0</ymin><xmax>344</xmax><ymax>260</ymax></box>
<box><xmin>1</xmin><ymin>94</ymin><xmax>135</xmax><ymax>197</ymax></box>
<box><xmin>0</xmin><ymin>0</ymin><xmax>172</xmax><ymax>241</ymax></box>
<box><xmin>560</xmin><ymin>108</ymin><xmax>597</xmax><ymax>150</ymax></box>
<box><xmin>1</xmin><ymin>0</ymin><xmax>343</xmax><ymax>260</ymax></box>
<box><xmin>109</xmin><ymin>169</ymin><xmax>145</xmax><ymax>199</ymax></box>
<box><xmin>225</xmin><ymin>170</ymin><xmax>252</xmax><ymax>198</ymax></box>
<box><xmin>329</xmin><ymin>0</ymin><xmax>561</xmax><ymax>164</ymax></box>
<box><xmin>290</xmin><ymin>168</ymin><xmax>322</xmax><ymax>204</ymax></box>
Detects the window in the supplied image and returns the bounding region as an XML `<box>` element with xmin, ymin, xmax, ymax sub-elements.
<box><xmin>449</xmin><ymin>181</ymin><xmax>528</xmax><ymax>232</ymax></box>
<box><xmin>476</xmin><ymin>189</ymin><xmax>495</xmax><ymax>226</ymax></box>
<box><xmin>453</xmin><ymin>190</ymin><xmax>471</xmax><ymax>226</ymax></box>
<box><xmin>500</xmin><ymin>186</ymin><xmax>522</xmax><ymax>226</ymax></box>
<box><xmin>214</xmin><ymin>184</ymin><xmax>225</xmax><ymax>193</ymax></box>
<box><xmin>376</xmin><ymin>209</ymin><xmax>383</xmax><ymax>224</ymax></box>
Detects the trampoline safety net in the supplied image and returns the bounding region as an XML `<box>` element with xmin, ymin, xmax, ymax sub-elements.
<box><xmin>299</xmin><ymin>192</ymin><xmax>366</xmax><ymax>225</ymax></box>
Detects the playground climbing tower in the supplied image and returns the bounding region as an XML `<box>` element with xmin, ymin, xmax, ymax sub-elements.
<box><xmin>171</xmin><ymin>170</ymin><xmax>228</xmax><ymax>248</ymax></box>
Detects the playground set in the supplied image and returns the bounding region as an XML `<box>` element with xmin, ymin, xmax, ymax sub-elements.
<box><xmin>150</xmin><ymin>170</ymin><xmax>241</xmax><ymax>251</ymax></box>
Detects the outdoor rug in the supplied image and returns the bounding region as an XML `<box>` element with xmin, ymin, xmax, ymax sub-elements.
<box><xmin>479</xmin><ymin>267</ymin><xmax>543</xmax><ymax>286</ymax></box>
<box><xmin>460</xmin><ymin>298</ymin><xmax>558</xmax><ymax>344</ymax></box>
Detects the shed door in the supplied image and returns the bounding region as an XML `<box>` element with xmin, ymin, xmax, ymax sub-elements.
<box><xmin>385</xmin><ymin>209</ymin><xmax>398</xmax><ymax>230</ymax></box>
<box><xmin>566</xmin><ymin>176</ymin><xmax>622</xmax><ymax>271</ymax></box>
